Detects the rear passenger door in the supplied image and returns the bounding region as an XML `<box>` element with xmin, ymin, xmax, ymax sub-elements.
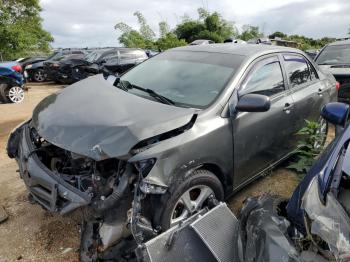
<box><xmin>232</xmin><ymin>55</ymin><xmax>296</xmax><ymax>187</ymax></box>
<box><xmin>282</xmin><ymin>54</ymin><xmax>330</xmax><ymax>138</ymax></box>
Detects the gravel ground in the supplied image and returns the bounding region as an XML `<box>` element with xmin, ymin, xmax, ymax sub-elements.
<box><xmin>0</xmin><ymin>82</ymin><xmax>325</xmax><ymax>261</ymax></box>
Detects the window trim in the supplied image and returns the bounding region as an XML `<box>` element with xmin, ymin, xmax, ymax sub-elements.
<box><xmin>238</xmin><ymin>54</ymin><xmax>287</xmax><ymax>99</ymax></box>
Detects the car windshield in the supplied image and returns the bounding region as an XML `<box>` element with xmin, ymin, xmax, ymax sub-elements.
<box><xmin>119</xmin><ymin>50</ymin><xmax>244</xmax><ymax>108</ymax></box>
<box><xmin>316</xmin><ymin>44</ymin><xmax>350</xmax><ymax>65</ymax></box>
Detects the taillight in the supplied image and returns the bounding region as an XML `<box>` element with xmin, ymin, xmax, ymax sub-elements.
<box><xmin>11</xmin><ymin>65</ymin><xmax>22</xmax><ymax>72</ymax></box>
<box><xmin>336</xmin><ymin>81</ymin><xmax>341</xmax><ymax>90</ymax></box>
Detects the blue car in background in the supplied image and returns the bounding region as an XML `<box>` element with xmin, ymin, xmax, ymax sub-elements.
<box><xmin>0</xmin><ymin>61</ymin><xmax>25</xmax><ymax>103</ymax></box>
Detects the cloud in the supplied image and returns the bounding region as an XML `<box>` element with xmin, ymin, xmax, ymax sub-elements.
<box><xmin>246</xmin><ymin>0</ymin><xmax>350</xmax><ymax>38</ymax></box>
<box><xmin>39</xmin><ymin>0</ymin><xmax>350</xmax><ymax>48</ymax></box>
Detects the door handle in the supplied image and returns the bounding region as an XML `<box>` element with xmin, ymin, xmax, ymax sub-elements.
<box><xmin>283</xmin><ymin>103</ymin><xmax>293</xmax><ymax>113</ymax></box>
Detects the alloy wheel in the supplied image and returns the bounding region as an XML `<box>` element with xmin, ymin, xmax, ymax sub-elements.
<box><xmin>8</xmin><ymin>86</ymin><xmax>24</xmax><ymax>103</ymax></box>
<box><xmin>34</xmin><ymin>70</ymin><xmax>46</xmax><ymax>82</ymax></box>
<box><xmin>170</xmin><ymin>185</ymin><xmax>214</xmax><ymax>227</ymax></box>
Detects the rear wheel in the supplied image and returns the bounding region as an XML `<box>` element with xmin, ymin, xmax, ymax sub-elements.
<box><xmin>33</xmin><ymin>69</ymin><xmax>46</xmax><ymax>82</ymax></box>
<box><xmin>156</xmin><ymin>169</ymin><xmax>224</xmax><ymax>230</ymax></box>
<box><xmin>0</xmin><ymin>83</ymin><xmax>24</xmax><ymax>103</ymax></box>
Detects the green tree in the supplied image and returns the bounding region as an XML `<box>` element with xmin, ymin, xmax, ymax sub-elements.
<box><xmin>159</xmin><ymin>21</ymin><xmax>170</xmax><ymax>38</ymax></box>
<box><xmin>115</xmin><ymin>12</ymin><xmax>186</xmax><ymax>50</ymax></box>
<box><xmin>239</xmin><ymin>25</ymin><xmax>263</xmax><ymax>41</ymax></box>
<box><xmin>0</xmin><ymin>0</ymin><xmax>53</xmax><ymax>60</ymax></box>
<box><xmin>133</xmin><ymin>11</ymin><xmax>155</xmax><ymax>41</ymax></box>
<box><xmin>174</xmin><ymin>9</ymin><xmax>237</xmax><ymax>43</ymax></box>
<box><xmin>156</xmin><ymin>33</ymin><xmax>187</xmax><ymax>50</ymax></box>
<box><xmin>115</xmin><ymin>12</ymin><xmax>155</xmax><ymax>49</ymax></box>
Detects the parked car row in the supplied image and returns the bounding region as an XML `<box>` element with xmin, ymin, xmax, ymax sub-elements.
<box><xmin>7</xmin><ymin>43</ymin><xmax>339</xmax><ymax>261</ymax></box>
<box><xmin>22</xmin><ymin>47</ymin><xmax>150</xmax><ymax>85</ymax></box>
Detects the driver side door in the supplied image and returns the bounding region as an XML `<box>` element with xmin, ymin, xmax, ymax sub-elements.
<box><xmin>231</xmin><ymin>55</ymin><xmax>295</xmax><ymax>188</ymax></box>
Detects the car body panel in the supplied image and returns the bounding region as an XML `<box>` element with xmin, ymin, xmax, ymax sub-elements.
<box><xmin>0</xmin><ymin>61</ymin><xmax>24</xmax><ymax>85</ymax></box>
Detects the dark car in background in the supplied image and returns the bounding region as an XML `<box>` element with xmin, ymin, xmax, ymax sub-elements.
<box><xmin>49</xmin><ymin>48</ymin><xmax>148</xmax><ymax>84</ymax></box>
<box><xmin>99</xmin><ymin>48</ymin><xmax>148</xmax><ymax>76</ymax></box>
<box><xmin>315</xmin><ymin>39</ymin><xmax>350</xmax><ymax>104</ymax></box>
<box><xmin>24</xmin><ymin>49</ymin><xmax>87</xmax><ymax>82</ymax></box>
<box><xmin>48</xmin><ymin>48</ymin><xmax>113</xmax><ymax>84</ymax></box>
<box><xmin>305</xmin><ymin>49</ymin><xmax>319</xmax><ymax>60</ymax></box>
<box><xmin>43</xmin><ymin>50</ymin><xmax>87</xmax><ymax>83</ymax></box>
<box><xmin>18</xmin><ymin>56</ymin><xmax>47</xmax><ymax>71</ymax></box>
<box><xmin>7</xmin><ymin>44</ymin><xmax>337</xmax><ymax>260</ymax></box>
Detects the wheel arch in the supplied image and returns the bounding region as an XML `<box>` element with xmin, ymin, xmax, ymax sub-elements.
<box><xmin>198</xmin><ymin>163</ymin><xmax>232</xmax><ymax>197</ymax></box>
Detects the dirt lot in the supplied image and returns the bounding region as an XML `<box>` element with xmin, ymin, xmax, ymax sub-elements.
<box><xmin>0</xmin><ymin>82</ymin><xmax>304</xmax><ymax>261</ymax></box>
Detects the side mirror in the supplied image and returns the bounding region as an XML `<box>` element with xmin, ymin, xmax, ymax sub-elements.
<box><xmin>236</xmin><ymin>94</ymin><xmax>271</xmax><ymax>112</ymax></box>
<box><xmin>321</xmin><ymin>102</ymin><xmax>349</xmax><ymax>127</ymax></box>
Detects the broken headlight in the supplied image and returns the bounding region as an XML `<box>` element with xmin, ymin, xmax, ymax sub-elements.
<box><xmin>139</xmin><ymin>180</ymin><xmax>167</xmax><ymax>194</ymax></box>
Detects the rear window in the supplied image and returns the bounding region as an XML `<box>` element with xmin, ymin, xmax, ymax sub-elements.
<box><xmin>316</xmin><ymin>44</ymin><xmax>350</xmax><ymax>65</ymax></box>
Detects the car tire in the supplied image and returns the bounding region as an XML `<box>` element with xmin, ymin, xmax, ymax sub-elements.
<box><xmin>0</xmin><ymin>84</ymin><xmax>7</xmax><ymax>103</ymax></box>
<box><xmin>155</xmin><ymin>169</ymin><xmax>224</xmax><ymax>231</ymax></box>
<box><xmin>2</xmin><ymin>85</ymin><xmax>24</xmax><ymax>103</ymax></box>
<box><xmin>33</xmin><ymin>69</ymin><xmax>46</xmax><ymax>82</ymax></box>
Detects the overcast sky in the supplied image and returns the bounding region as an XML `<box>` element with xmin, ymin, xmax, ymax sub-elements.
<box><xmin>40</xmin><ymin>0</ymin><xmax>350</xmax><ymax>48</ymax></box>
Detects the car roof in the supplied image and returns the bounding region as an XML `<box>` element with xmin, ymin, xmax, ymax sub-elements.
<box><xmin>327</xmin><ymin>39</ymin><xmax>350</xmax><ymax>46</ymax></box>
<box><xmin>171</xmin><ymin>43</ymin><xmax>302</xmax><ymax>57</ymax></box>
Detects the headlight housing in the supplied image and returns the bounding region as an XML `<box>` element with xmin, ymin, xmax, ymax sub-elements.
<box><xmin>25</xmin><ymin>64</ymin><xmax>32</xmax><ymax>69</ymax></box>
<box><xmin>139</xmin><ymin>180</ymin><xmax>167</xmax><ymax>194</ymax></box>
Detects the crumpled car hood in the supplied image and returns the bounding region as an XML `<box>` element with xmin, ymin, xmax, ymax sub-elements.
<box><xmin>32</xmin><ymin>74</ymin><xmax>195</xmax><ymax>160</ymax></box>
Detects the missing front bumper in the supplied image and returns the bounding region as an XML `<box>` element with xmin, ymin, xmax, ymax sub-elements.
<box><xmin>10</xmin><ymin>124</ymin><xmax>91</xmax><ymax>214</ymax></box>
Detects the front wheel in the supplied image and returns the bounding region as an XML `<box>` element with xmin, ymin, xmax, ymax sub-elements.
<box><xmin>157</xmin><ymin>169</ymin><xmax>224</xmax><ymax>230</ymax></box>
<box><xmin>33</xmin><ymin>69</ymin><xmax>46</xmax><ymax>82</ymax></box>
<box><xmin>0</xmin><ymin>84</ymin><xmax>24</xmax><ymax>103</ymax></box>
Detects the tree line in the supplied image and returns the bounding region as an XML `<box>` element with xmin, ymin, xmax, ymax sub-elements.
<box><xmin>115</xmin><ymin>8</ymin><xmax>337</xmax><ymax>51</ymax></box>
<box><xmin>0</xmin><ymin>2</ymin><xmax>342</xmax><ymax>61</ymax></box>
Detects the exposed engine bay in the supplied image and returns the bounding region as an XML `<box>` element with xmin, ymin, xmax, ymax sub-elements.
<box><xmin>7</xmin><ymin>123</ymin><xmax>168</xmax><ymax>261</ymax></box>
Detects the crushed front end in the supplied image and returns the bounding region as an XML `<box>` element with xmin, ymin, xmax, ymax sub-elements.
<box><xmin>7</xmin><ymin>121</ymin><xmax>168</xmax><ymax>261</ymax></box>
<box><xmin>7</xmin><ymin>121</ymin><xmax>132</xmax><ymax>214</ymax></box>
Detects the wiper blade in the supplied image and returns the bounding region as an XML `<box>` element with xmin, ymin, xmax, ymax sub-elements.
<box><xmin>144</xmin><ymin>88</ymin><xmax>175</xmax><ymax>105</ymax></box>
<box><xmin>118</xmin><ymin>80</ymin><xmax>175</xmax><ymax>105</ymax></box>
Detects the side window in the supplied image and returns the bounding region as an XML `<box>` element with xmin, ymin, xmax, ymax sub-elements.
<box><xmin>241</xmin><ymin>59</ymin><xmax>285</xmax><ymax>97</ymax></box>
<box><xmin>103</xmin><ymin>52</ymin><xmax>118</xmax><ymax>61</ymax></box>
<box><xmin>283</xmin><ymin>54</ymin><xmax>312</xmax><ymax>88</ymax></box>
